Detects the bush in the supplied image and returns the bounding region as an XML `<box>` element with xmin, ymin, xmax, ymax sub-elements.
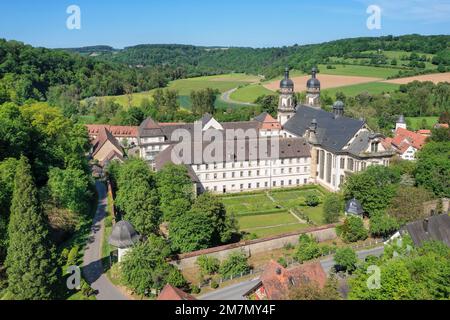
<box><xmin>219</xmin><ymin>251</ymin><xmax>250</xmax><ymax>278</ymax></box>
<box><xmin>323</xmin><ymin>193</ymin><xmax>343</xmax><ymax>224</ymax></box>
<box><xmin>196</xmin><ymin>255</ymin><xmax>220</xmax><ymax>277</ymax></box>
<box><xmin>334</xmin><ymin>247</ymin><xmax>358</xmax><ymax>273</ymax></box>
<box><xmin>341</xmin><ymin>216</ymin><xmax>368</xmax><ymax>243</ymax></box>
<box><xmin>80</xmin><ymin>278</ymin><xmax>95</xmax><ymax>298</ymax></box>
<box><xmin>191</xmin><ymin>285</ymin><xmax>201</xmax><ymax>295</ymax></box>
<box><xmin>277</xmin><ymin>257</ymin><xmax>288</xmax><ymax>268</ymax></box>
<box><xmin>104</xmin><ymin>216</ymin><xmax>113</xmax><ymax>228</ymax></box>
<box><xmin>305</xmin><ymin>194</ymin><xmax>320</xmax><ymax>207</ymax></box>
<box><xmin>210</xmin><ymin>280</ymin><xmax>219</xmax><ymax>289</ymax></box>
<box><xmin>67</xmin><ymin>246</ymin><xmax>79</xmax><ymax>266</ymax></box>
<box><xmin>369</xmin><ymin>212</ymin><xmax>399</xmax><ymax>238</ymax></box>
<box><xmin>295</xmin><ymin>235</ymin><xmax>321</xmax><ymax>263</ymax></box>
<box><xmin>61</xmin><ymin>248</ymin><xmax>70</xmax><ymax>263</ymax></box>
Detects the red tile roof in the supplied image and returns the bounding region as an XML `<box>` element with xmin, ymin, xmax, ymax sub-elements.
<box><xmin>157</xmin><ymin>284</ymin><xmax>196</xmax><ymax>301</ymax></box>
<box><xmin>388</xmin><ymin>127</ymin><xmax>427</xmax><ymax>154</ymax></box>
<box><xmin>86</xmin><ymin>124</ymin><xmax>138</xmax><ymax>137</ymax></box>
<box><xmin>255</xmin><ymin>112</ymin><xmax>282</xmax><ymax>130</ymax></box>
<box><xmin>256</xmin><ymin>260</ymin><xmax>327</xmax><ymax>300</ymax></box>
<box><xmin>92</xmin><ymin>127</ymin><xmax>123</xmax><ymax>157</ymax></box>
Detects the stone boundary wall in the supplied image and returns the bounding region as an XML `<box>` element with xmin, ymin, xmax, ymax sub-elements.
<box><xmin>171</xmin><ymin>224</ymin><xmax>338</xmax><ymax>270</ymax></box>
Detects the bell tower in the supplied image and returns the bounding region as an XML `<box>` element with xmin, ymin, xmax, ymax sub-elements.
<box><xmin>277</xmin><ymin>67</ymin><xmax>296</xmax><ymax>126</ymax></box>
<box><xmin>306</xmin><ymin>67</ymin><xmax>321</xmax><ymax>108</ymax></box>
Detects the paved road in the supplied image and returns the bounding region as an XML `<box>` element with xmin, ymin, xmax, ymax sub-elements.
<box><xmin>220</xmin><ymin>88</ymin><xmax>257</xmax><ymax>106</ymax></box>
<box><xmin>320</xmin><ymin>246</ymin><xmax>385</xmax><ymax>273</ymax></box>
<box><xmin>199</xmin><ymin>278</ymin><xmax>261</xmax><ymax>300</ymax></box>
<box><xmin>199</xmin><ymin>246</ymin><xmax>385</xmax><ymax>300</ymax></box>
<box><xmin>82</xmin><ymin>181</ymin><xmax>129</xmax><ymax>300</ymax></box>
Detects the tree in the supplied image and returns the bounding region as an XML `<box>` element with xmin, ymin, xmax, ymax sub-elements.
<box><xmin>415</xmin><ymin>142</ymin><xmax>450</xmax><ymax>197</ymax></box>
<box><xmin>305</xmin><ymin>194</ymin><xmax>320</xmax><ymax>207</ymax></box>
<box><xmin>115</xmin><ymin>159</ymin><xmax>161</xmax><ymax>236</ymax></box>
<box><xmin>5</xmin><ymin>156</ymin><xmax>57</xmax><ymax>300</ymax></box>
<box><xmin>387</xmin><ymin>186</ymin><xmax>434</xmax><ymax>224</ymax></box>
<box><xmin>323</xmin><ymin>193</ymin><xmax>343</xmax><ymax>224</ymax></box>
<box><xmin>255</xmin><ymin>94</ymin><xmax>279</xmax><ymax>115</ymax></box>
<box><xmin>196</xmin><ymin>255</ymin><xmax>220</xmax><ymax>277</ymax></box>
<box><xmin>289</xmin><ymin>276</ymin><xmax>341</xmax><ymax>300</ymax></box>
<box><xmin>334</xmin><ymin>247</ymin><xmax>358</xmax><ymax>273</ymax></box>
<box><xmin>219</xmin><ymin>251</ymin><xmax>250</xmax><ymax>278</ymax></box>
<box><xmin>340</xmin><ymin>216</ymin><xmax>368</xmax><ymax>243</ymax></box>
<box><xmin>369</xmin><ymin>212</ymin><xmax>399</xmax><ymax>238</ymax></box>
<box><xmin>295</xmin><ymin>234</ymin><xmax>322</xmax><ymax>263</ymax></box>
<box><xmin>120</xmin><ymin>235</ymin><xmax>186</xmax><ymax>296</ymax></box>
<box><xmin>191</xmin><ymin>88</ymin><xmax>218</xmax><ymax>115</ymax></box>
<box><xmin>156</xmin><ymin>164</ymin><xmax>194</xmax><ymax>222</ymax></box>
<box><xmin>47</xmin><ymin>167</ymin><xmax>92</xmax><ymax>214</ymax></box>
<box><xmin>343</xmin><ymin>165</ymin><xmax>400</xmax><ymax>217</ymax></box>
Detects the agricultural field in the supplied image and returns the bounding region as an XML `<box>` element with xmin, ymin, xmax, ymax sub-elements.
<box><xmin>95</xmin><ymin>73</ymin><xmax>260</xmax><ymax>109</ymax></box>
<box><xmin>317</xmin><ymin>64</ymin><xmax>401</xmax><ymax>78</ymax></box>
<box><xmin>221</xmin><ymin>186</ymin><xmax>329</xmax><ymax>239</ymax></box>
<box><xmin>229</xmin><ymin>84</ymin><xmax>274</xmax><ymax>103</ymax></box>
<box><xmin>405</xmin><ymin>117</ymin><xmax>439</xmax><ymax>130</ymax></box>
<box><xmin>323</xmin><ymin>81</ymin><xmax>400</xmax><ymax>98</ymax></box>
<box><xmin>383</xmin><ymin>72</ymin><xmax>450</xmax><ymax>85</ymax></box>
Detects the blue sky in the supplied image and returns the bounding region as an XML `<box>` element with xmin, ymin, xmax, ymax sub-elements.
<box><xmin>1</xmin><ymin>0</ymin><xmax>449</xmax><ymax>48</ymax></box>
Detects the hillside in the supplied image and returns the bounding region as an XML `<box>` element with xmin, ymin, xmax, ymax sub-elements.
<box><xmin>69</xmin><ymin>34</ymin><xmax>450</xmax><ymax>79</ymax></box>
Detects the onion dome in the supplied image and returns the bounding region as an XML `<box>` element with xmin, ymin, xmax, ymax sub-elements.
<box><xmin>345</xmin><ymin>198</ymin><xmax>364</xmax><ymax>216</ymax></box>
<box><xmin>333</xmin><ymin>100</ymin><xmax>345</xmax><ymax>110</ymax></box>
<box><xmin>108</xmin><ymin>220</ymin><xmax>140</xmax><ymax>249</ymax></box>
<box><xmin>307</xmin><ymin>67</ymin><xmax>321</xmax><ymax>89</ymax></box>
<box><xmin>280</xmin><ymin>67</ymin><xmax>294</xmax><ymax>89</ymax></box>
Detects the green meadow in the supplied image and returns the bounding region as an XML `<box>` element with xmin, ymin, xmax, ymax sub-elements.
<box><xmin>323</xmin><ymin>81</ymin><xmax>400</xmax><ymax>97</ymax></box>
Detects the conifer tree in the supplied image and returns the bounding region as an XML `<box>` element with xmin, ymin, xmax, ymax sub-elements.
<box><xmin>5</xmin><ymin>156</ymin><xmax>57</xmax><ymax>300</ymax></box>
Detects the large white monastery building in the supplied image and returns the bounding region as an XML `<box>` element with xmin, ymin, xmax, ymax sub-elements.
<box><xmin>87</xmin><ymin>68</ymin><xmax>395</xmax><ymax>193</ymax></box>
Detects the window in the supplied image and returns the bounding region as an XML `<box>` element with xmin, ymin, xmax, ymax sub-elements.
<box><xmin>240</xmin><ymin>184</ymin><xmax>244</xmax><ymax>190</ymax></box>
<box><xmin>256</xmin><ymin>182</ymin><xmax>260</xmax><ymax>188</ymax></box>
<box><xmin>340</xmin><ymin>158</ymin><xmax>345</xmax><ymax>169</ymax></box>
<box><xmin>213</xmin><ymin>186</ymin><xmax>217</xmax><ymax>192</ymax></box>
<box><xmin>206</xmin><ymin>174</ymin><xmax>210</xmax><ymax>180</ymax></box>
<box><xmin>248</xmin><ymin>183</ymin><xmax>252</xmax><ymax>189</ymax></box>
<box><xmin>265</xmin><ymin>182</ymin><xmax>268</xmax><ymax>187</ymax></box>
<box><xmin>289</xmin><ymin>180</ymin><xmax>292</xmax><ymax>185</ymax></box>
<box><xmin>232</xmin><ymin>172</ymin><xmax>235</xmax><ymax>178</ymax></box>
<box><xmin>281</xmin><ymin>180</ymin><xmax>285</xmax><ymax>186</ymax></box>
<box><xmin>257</xmin><ymin>170</ymin><xmax>260</xmax><ymax>176</ymax></box>
<box><xmin>347</xmin><ymin>158</ymin><xmax>354</xmax><ymax>171</ymax></box>
<box><xmin>296</xmin><ymin>179</ymin><xmax>300</xmax><ymax>185</ymax></box>
<box><xmin>214</xmin><ymin>173</ymin><xmax>217</xmax><ymax>179</ymax></box>
<box><xmin>240</xmin><ymin>171</ymin><xmax>244</xmax><ymax>177</ymax></box>
<box><xmin>281</xmin><ymin>168</ymin><xmax>285</xmax><ymax>174</ymax></box>
<box><xmin>326</xmin><ymin>153</ymin><xmax>332</xmax><ymax>184</ymax></box>
<box><xmin>371</xmin><ymin>142</ymin><xmax>379</xmax><ymax>153</ymax></box>
<box><xmin>297</xmin><ymin>167</ymin><xmax>300</xmax><ymax>173</ymax></box>
<box><xmin>248</xmin><ymin>171</ymin><xmax>252</xmax><ymax>177</ymax></box>
<box><xmin>223</xmin><ymin>173</ymin><xmax>226</xmax><ymax>178</ymax></box>
<box><xmin>304</xmin><ymin>179</ymin><xmax>307</xmax><ymax>184</ymax></box>
<box><xmin>273</xmin><ymin>181</ymin><xmax>276</xmax><ymax>187</ymax></box>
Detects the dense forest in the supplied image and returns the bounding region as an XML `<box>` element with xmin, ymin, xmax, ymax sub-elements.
<box><xmin>69</xmin><ymin>34</ymin><xmax>450</xmax><ymax>78</ymax></box>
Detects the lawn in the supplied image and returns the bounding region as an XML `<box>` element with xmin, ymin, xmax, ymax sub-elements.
<box><xmin>230</xmin><ymin>84</ymin><xmax>274</xmax><ymax>103</ymax></box>
<box><xmin>323</xmin><ymin>81</ymin><xmax>400</xmax><ymax>97</ymax></box>
<box><xmin>406</xmin><ymin>116</ymin><xmax>439</xmax><ymax>130</ymax></box>
<box><xmin>95</xmin><ymin>73</ymin><xmax>260</xmax><ymax>109</ymax></box>
<box><xmin>318</xmin><ymin>64</ymin><xmax>401</xmax><ymax>79</ymax></box>
<box><xmin>222</xmin><ymin>193</ymin><xmax>279</xmax><ymax>215</ymax></box>
<box><xmin>221</xmin><ymin>186</ymin><xmax>329</xmax><ymax>239</ymax></box>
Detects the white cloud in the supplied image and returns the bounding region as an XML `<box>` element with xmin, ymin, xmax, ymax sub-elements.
<box><xmin>357</xmin><ymin>0</ymin><xmax>450</xmax><ymax>23</ymax></box>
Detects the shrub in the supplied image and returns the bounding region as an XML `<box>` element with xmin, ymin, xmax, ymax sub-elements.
<box><xmin>277</xmin><ymin>257</ymin><xmax>288</xmax><ymax>268</ymax></box>
<box><xmin>104</xmin><ymin>216</ymin><xmax>113</xmax><ymax>228</ymax></box>
<box><xmin>334</xmin><ymin>247</ymin><xmax>358</xmax><ymax>273</ymax></box>
<box><xmin>196</xmin><ymin>255</ymin><xmax>220</xmax><ymax>277</ymax></box>
<box><xmin>369</xmin><ymin>212</ymin><xmax>399</xmax><ymax>238</ymax></box>
<box><xmin>67</xmin><ymin>246</ymin><xmax>79</xmax><ymax>266</ymax></box>
<box><xmin>323</xmin><ymin>193</ymin><xmax>343</xmax><ymax>224</ymax></box>
<box><xmin>219</xmin><ymin>251</ymin><xmax>250</xmax><ymax>278</ymax></box>
<box><xmin>191</xmin><ymin>285</ymin><xmax>201</xmax><ymax>295</ymax></box>
<box><xmin>80</xmin><ymin>278</ymin><xmax>95</xmax><ymax>297</ymax></box>
<box><xmin>295</xmin><ymin>235</ymin><xmax>321</xmax><ymax>263</ymax></box>
<box><xmin>305</xmin><ymin>194</ymin><xmax>320</xmax><ymax>207</ymax></box>
<box><xmin>341</xmin><ymin>216</ymin><xmax>368</xmax><ymax>243</ymax></box>
<box><xmin>210</xmin><ymin>280</ymin><xmax>219</xmax><ymax>289</ymax></box>
<box><xmin>61</xmin><ymin>248</ymin><xmax>70</xmax><ymax>263</ymax></box>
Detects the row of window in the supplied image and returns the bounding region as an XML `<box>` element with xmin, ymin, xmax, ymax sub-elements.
<box><xmin>195</xmin><ymin>158</ymin><xmax>308</xmax><ymax>171</ymax></box>
<box><xmin>200</xmin><ymin>167</ymin><xmax>309</xmax><ymax>181</ymax></box>
<box><xmin>205</xmin><ymin>178</ymin><xmax>309</xmax><ymax>193</ymax></box>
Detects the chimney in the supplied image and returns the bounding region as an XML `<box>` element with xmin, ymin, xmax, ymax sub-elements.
<box><xmin>423</xmin><ymin>218</ymin><xmax>429</xmax><ymax>233</ymax></box>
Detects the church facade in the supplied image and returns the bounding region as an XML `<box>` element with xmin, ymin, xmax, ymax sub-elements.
<box><xmin>87</xmin><ymin>68</ymin><xmax>395</xmax><ymax>193</ymax></box>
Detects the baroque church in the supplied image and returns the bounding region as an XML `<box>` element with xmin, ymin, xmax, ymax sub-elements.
<box><xmin>87</xmin><ymin>68</ymin><xmax>395</xmax><ymax>193</ymax></box>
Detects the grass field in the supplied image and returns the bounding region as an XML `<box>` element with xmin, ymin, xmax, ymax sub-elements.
<box><xmin>406</xmin><ymin>116</ymin><xmax>439</xmax><ymax>130</ymax></box>
<box><xmin>323</xmin><ymin>81</ymin><xmax>400</xmax><ymax>97</ymax></box>
<box><xmin>229</xmin><ymin>84</ymin><xmax>274</xmax><ymax>103</ymax></box>
<box><xmin>96</xmin><ymin>73</ymin><xmax>260</xmax><ymax>109</ymax></box>
<box><xmin>221</xmin><ymin>186</ymin><xmax>329</xmax><ymax>238</ymax></box>
<box><xmin>318</xmin><ymin>64</ymin><xmax>401</xmax><ymax>78</ymax></box>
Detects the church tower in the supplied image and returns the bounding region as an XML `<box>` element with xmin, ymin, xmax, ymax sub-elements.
<box><xmin>277</xmin><ymin>67</ymin><xmax>295</xmax><ymax>126</ymax></box>
<box><xmin>306</xmin><ymin>67</ymin><xmax>321</xmax><ymax>108</ymax></box>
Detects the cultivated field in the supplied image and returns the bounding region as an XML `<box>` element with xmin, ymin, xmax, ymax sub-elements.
<box><xmin>383</xmin><ymin>72</ymin><xmax>450</xmax><ymax>85</ymax></box>
<box><xmin>221</xmin><ymin>186</ymin><xmax>329</xmax><ymax>239</ymax></box>
<box><xmin>323</xmin><ymin>82</ymin><xmax>400</xmax><ymax>97</ymax></box>
<box><xmin>264</xmin><ymin>74</ymin><xmax>383</xmax><ymax>93</ymax></box>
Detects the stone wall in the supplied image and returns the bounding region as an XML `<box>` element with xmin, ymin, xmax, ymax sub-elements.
<box><xmin>423</xmin><ymin>198</ymin><xmax>449</xmax><ymax>216</ymax></box>
<box><xmin>171</xmin><ymin>224</ymin><xmax>337</xmax><ymax>270</ymax></box>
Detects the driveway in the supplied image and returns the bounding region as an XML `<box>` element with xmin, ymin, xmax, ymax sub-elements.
<box><xmin>82</xmin><ymin>181</ymin><xmax>130</xmax><ymax>300</ymax></box>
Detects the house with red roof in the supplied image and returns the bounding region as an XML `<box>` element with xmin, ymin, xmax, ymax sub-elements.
<box><xmin>157</xmin><ymin>284</ymin><xmax>196</xmax><ymax>301</ymax></box>
<box><xmin>244</xmin><ymin>260</ymin><xmax>327</xmax><ymax>300</ymax></box>
<box><xmin>91</xmin><ymin>127</ymin><xmax>125</xmax><ymax>167</ymax></box>
<box><xmin>383</xmin><ymin>127</ymin><xmax>427</xmax><ymax>161</ymax></box>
